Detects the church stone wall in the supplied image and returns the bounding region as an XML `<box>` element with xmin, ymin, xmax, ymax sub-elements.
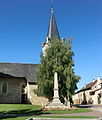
<box><xmin>26</xmin><ymin>84</ymin><xmax>48</xmax><ymax>106</ymax></box>
<box><xmin>0</xmin><ymin>78</ymin><xmax>26</xmax><ymax>104</ymax></box>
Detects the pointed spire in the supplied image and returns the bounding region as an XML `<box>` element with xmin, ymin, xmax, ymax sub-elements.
<box><xmin>47</xmin><ymin>8</ymin><xmax>60</xmax><ymax>40</ymax></box>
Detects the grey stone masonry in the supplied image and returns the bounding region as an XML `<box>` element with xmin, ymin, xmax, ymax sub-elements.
<box><xmin>0</xmin><ymin>77</ymin><xmax>26</xmax><ymax>103</ymax></box>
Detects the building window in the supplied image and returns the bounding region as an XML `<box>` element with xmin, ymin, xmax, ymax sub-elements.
<box><xmin>2</xmin><ymin>82</ymin><xmax>7</xmax><ymax>94</ymax></box>
<box><xmin>90</xmin><ymin>91</ymin><xmax>95</xmax><ymax>95</ymax></box>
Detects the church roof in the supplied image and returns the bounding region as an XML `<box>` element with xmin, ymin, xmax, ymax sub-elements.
<box><xmin>0</xmin><ymin>72</ymin><xmax>25</xmax><ymax>78</ymax></box>
<box><xmin>47</xmin><ymin>9</ymin><xmax>60</xmax><ymax>40</ymax></box>
<box><xmin>0</xmin><ymin>63</ymin><xmax>38</xmax><ymax>83</ymax></box>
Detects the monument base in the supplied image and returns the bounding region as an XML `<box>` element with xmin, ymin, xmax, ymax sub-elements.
<box><xmin>45</xmin><ymin>98</ymin><xmax>69</xmax><ymax>109</ymax></box>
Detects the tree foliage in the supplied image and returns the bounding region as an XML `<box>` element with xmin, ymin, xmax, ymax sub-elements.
<box><xmin>36</xmin><ymin>38</ymin><xmax>80</xmax><ymax>102</ymax></box>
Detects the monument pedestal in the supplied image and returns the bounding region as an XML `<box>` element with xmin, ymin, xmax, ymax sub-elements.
<box><xmin>45</xmin><ymin>72</ymin><xmax>70</xmax><ymax>109</ymax></box>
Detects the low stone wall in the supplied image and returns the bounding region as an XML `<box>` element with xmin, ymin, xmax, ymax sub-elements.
<box><xmin>26</xmin><ymin>84</ymin><xmax>48</xmax><ymax>106</ymax></box>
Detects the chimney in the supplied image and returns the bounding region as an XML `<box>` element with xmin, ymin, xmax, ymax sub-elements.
<box><xmin>97</xmin><ymin>76</ymin><xmax>101</xmax><ymax>81</ymax></box>
<box><xmin>97</xmin><ymin>76</ymin><xmax>101</xmax><ymax>88</ymax></box>
<box><xmin>93</xmin><ymin>79</ymin><xmax>95</xmax><ymax>82</ymax></box>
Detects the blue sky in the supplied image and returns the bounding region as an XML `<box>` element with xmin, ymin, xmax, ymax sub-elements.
<box><xmin>0</xmin><ymin>0</ymin><xmax>102</xmax><ymax>90</ymax></box>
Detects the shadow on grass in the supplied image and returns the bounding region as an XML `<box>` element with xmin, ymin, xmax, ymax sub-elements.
<box><xmin>0</xmin><ymin>108</ymin><xmax>50</xmax><ymax>119</ymax></box>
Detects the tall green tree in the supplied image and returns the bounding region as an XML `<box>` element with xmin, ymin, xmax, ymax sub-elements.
<box><xmin>36</xmin><ymin>38</ymin><xmax>80</xmax><ymax>103</ymax></box>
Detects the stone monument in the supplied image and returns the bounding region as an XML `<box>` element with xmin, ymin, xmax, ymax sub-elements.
<box><xmin>45</xmin><ymin>72</ymin><xmax>70</xmax><ymax>109</ymax></box>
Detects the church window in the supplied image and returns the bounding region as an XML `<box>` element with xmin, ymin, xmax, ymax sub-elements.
<box><xmin>2</xmin><ymin>82</ymin><xmax>7</xmax><ymax>94</ymax></box>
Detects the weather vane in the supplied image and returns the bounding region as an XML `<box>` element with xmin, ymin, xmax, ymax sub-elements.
<box><xmin>51</xmin><ymin>0</ymin><xmax>54</xmax><ymax>12</ymax></box>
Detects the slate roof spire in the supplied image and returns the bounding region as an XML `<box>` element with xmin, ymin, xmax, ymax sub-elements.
<box><xmin>47</xmin><ymin>8</ymin><xmax>60</xmax><ymax>40</ymax></box>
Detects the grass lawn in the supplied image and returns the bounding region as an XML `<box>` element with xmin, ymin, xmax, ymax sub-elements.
<box><xmin>0</xmin><ymin>104</ymin><xmax>41</xmax><ymax>115</ymax></box>
<box><xmin>0</xmin><ymin>104</ymin><xmax>96</xmax><ymax>120</ymax></box>
<box><xmin>0</xmin><ymin>104</ymin><xmax>92</xmax><ymax>115</ymax></box>
<box><xmin>0</xmin><ymin>116</ymin><xmax>98</xmax><ymax>120</ymax></box>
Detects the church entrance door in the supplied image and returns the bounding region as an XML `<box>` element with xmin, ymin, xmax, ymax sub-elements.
<box><xmin>21</xmin><ymin>84</ymin><xmax>27</xmax><ymax>103</ymax></box>
<box><xmin>21</xmin><ymin>93</ymin><xmax>27</xmax><ymax>103</ymax></box>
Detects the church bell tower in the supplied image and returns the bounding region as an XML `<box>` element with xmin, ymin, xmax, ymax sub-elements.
<box><xmin>42</xmin><ymin>8</ymin><xmax>60</xmax><ymax>53</ymax></box>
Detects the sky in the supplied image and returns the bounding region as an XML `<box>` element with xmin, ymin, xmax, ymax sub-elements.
<box><xmin>0</xmin><ymin>0</ymin><xmax>102</xmax><ymax>90</ymax></box>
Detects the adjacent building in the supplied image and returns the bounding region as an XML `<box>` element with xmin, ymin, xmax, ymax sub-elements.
<box><xmin>73</xmin><ymin>77</ymin><xmax>102</xmax><ymax>105</ymax></box>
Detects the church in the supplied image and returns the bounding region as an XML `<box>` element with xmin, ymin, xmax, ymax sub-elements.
<box><xmin>0</xmin><ymin>9</ymin><xmax>61</xmax><ymax>105</ymax></box>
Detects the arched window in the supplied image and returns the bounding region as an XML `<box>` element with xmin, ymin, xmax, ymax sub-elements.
<box><xmin>2</xmin><ymin>82</ymin><xmax>7</xmax><ymax>94</ymax></box>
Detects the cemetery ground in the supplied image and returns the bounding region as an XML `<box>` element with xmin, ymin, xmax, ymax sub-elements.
<box><xmin>0</xmin><ymin>104</ymin><xmax>101</xmax><ymax>120</ymax></box>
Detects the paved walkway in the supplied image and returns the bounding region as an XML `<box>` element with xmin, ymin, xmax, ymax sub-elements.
<box><xmin>92</xmin><ymin>107</ymin><xmax>102</xmax><ymax>112</ymax></box>
<box><xmin>28</xmin><ymin>118</ymin><xmax>99</xmax><ymax>120</ymax></box>
<box><xmin>26</xmin><ymin>109</ymin><xmax>101</xmax><ymax>120</ymax></box>
<box><xmin>41</xmin><ymin>109</ymin><xmax>102</xmax><ymax>117</ymax></box>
